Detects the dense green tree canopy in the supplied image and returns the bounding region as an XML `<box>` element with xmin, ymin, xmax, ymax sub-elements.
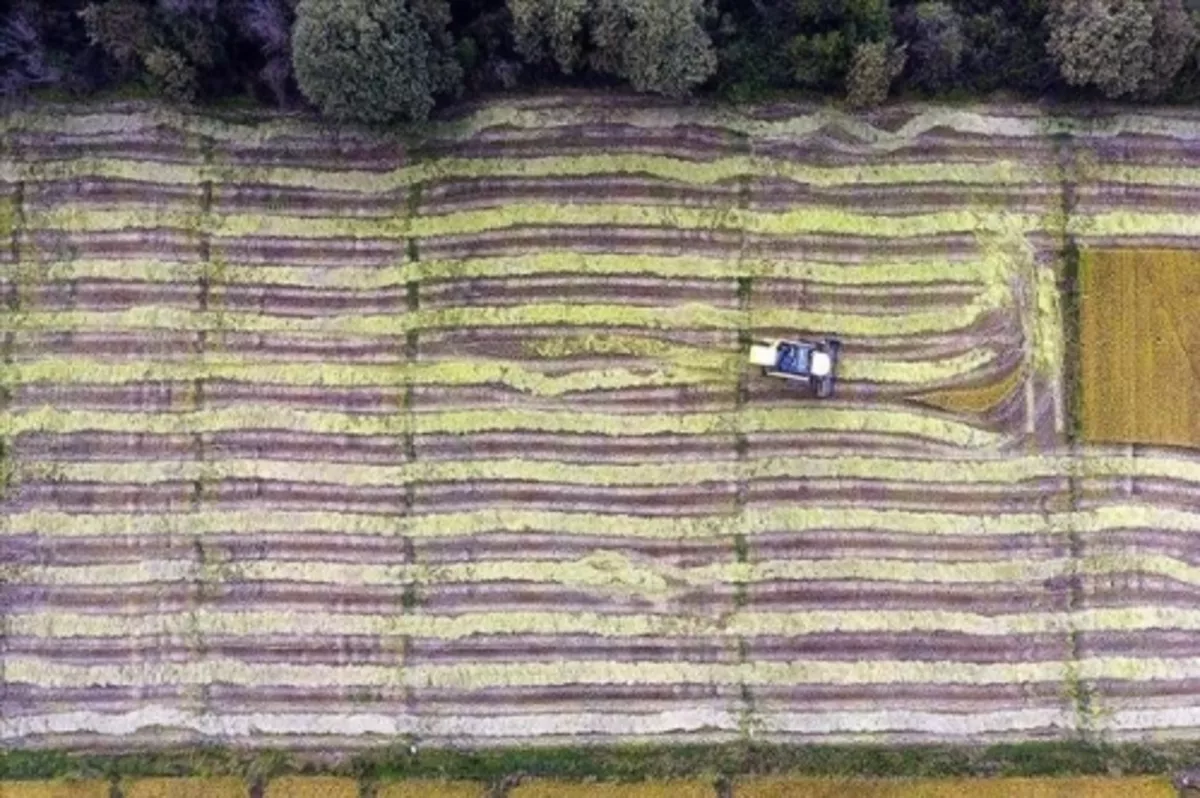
<box><xmin>292</xmin><ymin>0</ymin><xmax>461</xmax><ymax>123</ymax></box>
<box><xmin>5</xmin><ymin>0</ymin><xmax>1200</xmax><ymax>116</ymax></box>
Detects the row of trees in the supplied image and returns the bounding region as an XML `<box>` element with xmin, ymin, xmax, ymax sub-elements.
<box><xmin>3</xmin><ymin>0</ymin><xmax>1200</xmax><ymax>123</ymax></box>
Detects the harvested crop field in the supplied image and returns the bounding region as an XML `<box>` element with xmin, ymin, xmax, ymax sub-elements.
<box><xmin>1080</xmin><ymin>249</ymin><xmax>1200</xmax><ymax>447</ymax></box>
<box><xmin>3</xmin><ymin>97</ymin><xmax>1200</xmax><ymax>751</ymax></box>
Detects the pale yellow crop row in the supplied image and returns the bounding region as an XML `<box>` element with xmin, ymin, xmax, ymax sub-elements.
<box><xmin>0</xmin><ymin>152</ymin><xmax>1047</xmax><ymax>193</ymax></box>
<box><xmin>0</xmin><ymin>299</ymin><xmax>995</xmax><ymax>337</ymax></box>
<box><xmin>6</xmin><ymin>653</ymin><xmax>1200</xmax><ymax>690</ymax></box>
<box><xmin>24</xmin><ymin>204</ymin><xmax>1046</xmax><ymax>240</ymax></box>
<box><xmin>5</xmin><ymin>358</ymin><xmax>723</xmax><ymax>396</ymax></box>
<box><xmin>0</xmin><ymin>405</ymin><xmax>1003</xmax><ymax>447</ymax></box>
<box><xmin>2</xmin><ymin>607</ymin><xmax>1071</xmax><ymax>640</ymax></box>
<box><xmin>20</xmin><ymin>550</ymin><xmax>1200</xmax><ymax>599</ymax></box>
<box><xmin>55</xmin><ymin>253</ymin><xmax>1002</xmax><ymax>286</ymax></box>
<box><xmin>25</xmin><ymin>451</ymin><xmax>1200</xmax><ymax>488</ymax></box>
<box><xmin>14</xmin><ymin>555</ymin><xmax>1069</xmax><ymax>593</ymax></box>
<box><xmin>18</xmin><ymin>604</ymin><xmax>1200</xmax><ymax>641</ymax></box>
<box><xmin>3</xmin><ymin>503</ymin><xmax>1192</xmax><ymax>541</ymax></box>
<box><xmin>3</xmin><ymin>347</ymin><xmax>996</xmax><ymax>388</ymax></box>
<box><xmin>1069</xmin><ymin>211</ymin><xmax>1200</xmax><ymax>237</ymax></box>
<box><xmin>1</xmin><ymin>657</ymin><xmax>1071</xmax><ymax>690</ymax></box>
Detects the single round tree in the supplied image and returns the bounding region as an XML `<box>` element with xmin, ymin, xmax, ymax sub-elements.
<box><xmin>292</xmin><ymin>0</ymin><xmax>440</xmax><ymax>123</ymax></box>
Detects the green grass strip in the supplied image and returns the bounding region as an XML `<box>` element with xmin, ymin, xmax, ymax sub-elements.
<box><xmin>0</xmin><ymin>739</ymin><xmax>1190</xmax><ymax>782</ymax></box>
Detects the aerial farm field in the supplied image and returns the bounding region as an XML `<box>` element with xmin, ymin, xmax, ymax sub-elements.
<box><xmin>2</xmin><ymin>95</ymin><xmax>1200</xmax><ymax>755</ymax></box>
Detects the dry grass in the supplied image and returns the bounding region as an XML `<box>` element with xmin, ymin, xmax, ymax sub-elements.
<box><xmin>508</xmin><ymin>780</ymin><xmax>715</xmax><ymax>798</ymax></box>
<box><xmin>734</xmin><ymin>776</ymin><xmax>1176</xmax><ymax>797</ymax></box>
<box><xmin>121</xmin><ymin>778</ymin><xmax>248</xmax><ymax>798</ymax></box>
<box><xmin>1</xmin><ymin>781</ymin><xmax>110</xmax><ymax>798</ymax></box>
<box><xmin>1080</xmin><ymin>249</ymin><xmax>1200</xmax><ymax>447</ymax></box>
<box><xmin>262</xmin><ymin>776</ymin><xmax>358</xmax><ymax>798</ymax></box>
<box><xmin>914</xmin><ymin>366</ymin><xmax>1023</xmax><ymax>414</ymax></box>
<box><xmin>375</xmin><ymin>781</ymin><xmax>486</xmax><ymax>797</ymax></box>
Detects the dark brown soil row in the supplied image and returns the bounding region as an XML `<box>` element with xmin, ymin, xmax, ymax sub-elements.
<box><xmin>746</xmin><ymin>579</ymin><xmax>1069</xmax><ymax>614</ymax></box>
<box><xmin>212</xmin><ymin>183</ymin><xmax>403</xmax><ymax>217</ymax></box>
<box><xmin>420</xmin><ymin>175</ymin><xmax>741</xmax><ymax>215</ymax></box>
<box><xmin>0</xmin><ymin>681</ymin><xmax>1065</xmax><ymax>719</ymax></box>
<box><xmin>745</xmin><ymin>475</ymin><xmax>1068</xmax><ymax>514</ymax></box>
<box><xmin>1</xmin><ymin>530</ymin><xmax>732</xmax><ymax>569</ymax></box>
<box><xmin>750</xmin><ymin>133</ymin><xmax>1056</xmax><ymax>166</ymax></box>
<box><xmin>2</xmin><ymin>580</ymin><xmax>728</xmax><ymax>615</ymax></box>
<box><xmin>13</xmin><ymin>279</ymin><xmax>412</xmax><ymax>317</ymax></box>
<box><xmin>0</xmin><ymin>683</ymin><xmax>735</xmax><ymax>722</ymax></box>
<box><xmin>751</xmin><ymin>529</ymin><xmax>1069</xmax><ymax>562</ymax></box>
<box><xmin>23</xmin><ymin>178</ymin><xmax>202</xmax><ymax>210</ymax></box>
<box><xmin>9</xmin><ymin>130</ymin><xmax>406</xmax><ymax>170</ymax></box>
<box><xmin>1075</xmin><ymin>574</ymin><xmax>1200</xmax><ymax>607</ymax></box>
<box><xmin>418</xmin><ymin>274</ymin><xmax>740</xmax><ymax>309</ymax></box>
<box><xmin>8</xmin><ymin>382</ymin><xmax>404</xmax><ymax>413</ymax></box>
<box><xmin>6</xmin><ymin>470</ymin><xmax>1081</xmax><ymax>518</ymax></box>
<box><xmin>1</xmin><ymin>630</ymin><xmax>1070</xmax><ymax>668</ymax></box>
<box><xmin>747</xmin><ymin>681</ymin><xmax>1067</xmax><ymax>714</ymax></box>
<box><xmin>417</xmin><ymin>431</ymin><xmax>740</xmax><ymax>462</ymax></box>
<box><xmin>419</xmin><ymin>123</ymin><xmax>743</xmax><ymax>162</ymax></box>
<box><xmin>745</xmin><ymin>181</ymin><xmax>1059</xmax><ymax>214</ymax></box>
<box><xmin>19</xmin><ymin>228</ymin><xmax>204</xmax><ymax>262</ymax></box>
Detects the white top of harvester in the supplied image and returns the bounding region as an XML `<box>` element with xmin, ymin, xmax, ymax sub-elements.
<box><xmin>810</xmin><ymin>350</ymin><xmax>832</xmax><ymax>377</ymax></box>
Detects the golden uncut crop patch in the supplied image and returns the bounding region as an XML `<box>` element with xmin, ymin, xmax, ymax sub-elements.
<box><xmin>120</xmin><ymin>778</ymin><xmax>248</xmax><ymax>798</ymax></box>
<box><xmin>376</xmin><ymin>780</ymin><xmax>487</xmax><ymax>798</ymax></box>
<box><xmin>1</xmin><ymin>781</ymin><xmax>111</xmax><ymax>798</ymax></box>
<box><xmin>262</xmin><ymin>777</ymin><xmax>358</xmax><ymax>798</ymax></box>
<box><xmin>734</xmin><ymin>776</ymin><xmax>1175</xmax><ymax>797</ymax></box>
<box><xmin>509</xmin><ymin>780</ymin><xmax>715</xmax><ymax>798</ymax></box>
<box><xmin>1079</xmin><ymin>249</ymin><xmax>1200</xmax><ymax>447</ymax></box>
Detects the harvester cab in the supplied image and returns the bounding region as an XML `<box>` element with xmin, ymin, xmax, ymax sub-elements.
<box><xmin>748</xmin><ymin>337</ymin><xmax>842</xmax><ymax>398</ymax></box>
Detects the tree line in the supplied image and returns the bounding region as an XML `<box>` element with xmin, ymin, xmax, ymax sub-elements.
<box><xmin>3</xmin><ymin>0</ymin><xmax>1200</xmax><ymax>123</ymax></box>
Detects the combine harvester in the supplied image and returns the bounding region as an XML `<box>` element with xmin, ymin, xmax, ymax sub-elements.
<box><xmin>749</xmin><ymin>337</ymin><xmax>842</xmax><ymax>398</ymax></box>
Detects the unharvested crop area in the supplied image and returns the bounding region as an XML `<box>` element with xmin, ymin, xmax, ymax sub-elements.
<box><xmin>1080</xmin><ymin>249</ymin><xmax>1200</xmax><ymax>448</ymax></box>
<box><xmin>3</xmin><ymin>97</ymin><xmax>1200</xmax><ymax>751</ymax></box>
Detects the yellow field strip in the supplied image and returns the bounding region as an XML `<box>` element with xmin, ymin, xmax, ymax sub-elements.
<box><xmin>12</xmin><ymin>551</ymin><xmax>1200</xmax><ymax>594</ymax></box>
<box><xmin>734</xmin><ymin>776</ymin><xmax>1175</xmax><ymax>798</ymax></box>
<box><xmin>0</xmin><ymin>300</ymin><xmax>998</xmax><ymax>337</ymax></box>
<box><xmin>6</xmin><ymin>607</ymin><xmax>1077</xmax><ymax>639</ymax></box>
<box><xmin>13</xmin><ymin>556</ymin><xmax>1069</xmax><ymax>591</ymax></box>
<box><xmin>0</xmin><ymin>406</ymin><xmax>1002</xmax><ymax>447</ymax></box>
<box><xmin>53</xmin><ymin>254</ymin><xmax>1001</xmax><ymax>286</ymax></box>
<box><xmin>0</xmin><ymin>153</ymin><xmax>1048</xmax><ymax>192</ymax></box>
<box><xmin>24</xmin><ymin>451</ymin><xmax>1200</xmax><ymax>487</ymax></box>
<box><xmin>512</xmin><ymin>780</ymin><xmax>711</xmax><ymax>798</ymax></box>
<box><xmin>1</xmin><ymin>349</ymin><xmax>997</xmax><ymax>389</ymax></box>
<box><xmin>16</xmin><ymin>604</ymin><xmax>1200</xmax><ymax>641</ymax></box>
<box><xmin>23</xmin><ymin>205</ymin><xmax>1047</xmax><ymax>240</ymax></box>
<box><xmin>1070</xmin><ymin>211</ymin><xmax>1200</xmax><ymax>237</ymax></box>
<box><xmin>3</xmin><ymin>503</ymin><xmax>1193</xmax><ymax>540</ymax></box>
<box><xmin>5</xmin><ymin>654</ymin><xmax>1200</xmax><ymax>690</ymax></box>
